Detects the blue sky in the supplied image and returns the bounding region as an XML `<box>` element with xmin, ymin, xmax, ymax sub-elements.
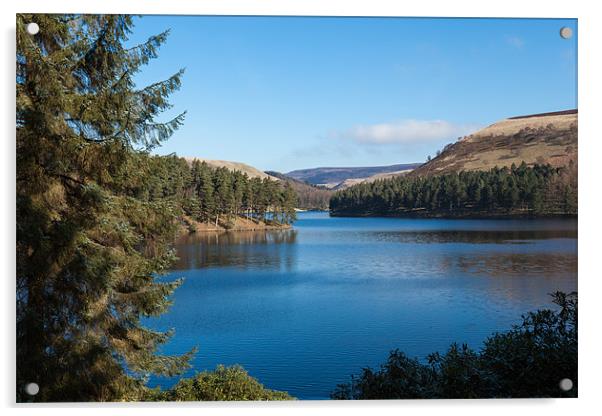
<box><xmin>128</xmin><ymin>16</ymin><xmax>577</xmax><ymax>172</ymax></box>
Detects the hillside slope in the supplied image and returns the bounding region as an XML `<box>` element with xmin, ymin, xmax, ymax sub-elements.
<box><xmin>287</xmin><ymin>163</ymin><xmax>422</xmax><ymax>188</ymax></box>
<box><xmin>411</xmin><ymin>110</ymin><xmax>577</xmax><ymax>176</ymax></box>
<box><xmin>333</xmin><ymin>169</ymin><xmax>416</xmax><ymax>190</ymax></box>
<box><xmin>265</xmin><ymin>171</ymin><xmax>333</xmax><ymax>210</ymax></box>
<box><xmin>184</xmin><ymin>157</ymin><xmax>279</xmax><ymax>181</ymax></box>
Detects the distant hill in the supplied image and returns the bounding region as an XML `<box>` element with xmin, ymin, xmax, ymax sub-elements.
<box><xmin>184</xmin><ymin>157</ymin><xmax>279</xmax><ymax>181</ymax></box>
<box><xmin>333</xmin><ymin>169</ymin><xmax>417</xmax><ymax>190</ymax></box>
<box><xmin>265</xmin><ymin>171</ymin><xmax>333</xmax><ymax>210</ymax></box>
<box><xmin>286</xmin><ymin>163</ymin><xmax>423</xmax><ymax>188</ymax></box>
<box><xmin>411</xmin><ymin>109</ymin><xmax>577</xmax><ymax>177</ymax></box>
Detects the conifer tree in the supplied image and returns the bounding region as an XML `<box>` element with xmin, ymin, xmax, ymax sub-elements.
<box><xmin>282</xmin><ymin>182</ymin><xmax>298</xmax><ymax>224</ymax></box>
<box><xmin>213</xmin><ymin>167</ymin><xmax>234</xmax><ymax>225</ymax></box>
<box><xmin>196</xmin><ymin>162</ymin><xmax>216</xmax><ymax>223</ymax></box>
<box><xmin>17</xmin><ymin>14</ymin><xmax>193</xmax><ymax>402</ymax></box>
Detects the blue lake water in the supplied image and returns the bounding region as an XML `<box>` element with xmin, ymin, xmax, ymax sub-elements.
<box><xmin>146</xmin><ymin>211</ymin><xmax>577</xmax><ymax>399</ymax></box>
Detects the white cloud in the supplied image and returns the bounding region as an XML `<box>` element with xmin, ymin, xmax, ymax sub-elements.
<box><xmin>332</xmin><ymin>119</ymin><xmax>481</xmax><ymax>145</ymax></box>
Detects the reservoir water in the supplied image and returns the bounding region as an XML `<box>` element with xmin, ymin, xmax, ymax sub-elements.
<box><xmin>146</xmin><ymin>211</ymin><xmax>577</xmax><ymax>399</ymax></box>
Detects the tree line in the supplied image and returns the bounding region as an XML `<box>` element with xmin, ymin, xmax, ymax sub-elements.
<box><xmin>187</xmin><ymin>160</ymin><xmax>297</xmax><ymax>226</ymax></box>
<box><xmin>330</xmin><ymin>162</ymin><xmax>577</xmax><ymax>217</ymax></box>
<box><xmin>122</xmin><ymin>155</ymin><xmax>298</xmax><ymax>228</ymax></box>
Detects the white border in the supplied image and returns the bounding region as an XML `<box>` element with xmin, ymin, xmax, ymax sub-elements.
<box><xmin>2</xmin><ymin>1</ymin><xmax>600</xmax><ymax>415</ymax></box>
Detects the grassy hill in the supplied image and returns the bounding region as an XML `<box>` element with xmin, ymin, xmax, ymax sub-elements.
<box><xmin>184</xmin><ymin>157</ymin><xmax>279</xmax><ymax>181</ymax></box>
<box><xmin>411</xmin><ymin>109</ymin><xmax>577</xmax><ymax>177</ymax></box>
<box><xmin>286</xmin><ymin>163</ymin><xmax>422</xmax><ymax>188</ymax></box>
<box><xmin>333</xmin><ymin>168</ymin><xmax>417</xmax><ymax>190</ymax></box>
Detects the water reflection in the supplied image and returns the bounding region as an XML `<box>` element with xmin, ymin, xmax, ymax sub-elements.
<box><xmin>456</xmin><ymin>252</ymin><xmax>577</xmax><ymax>278</ymax></box>
<box><xmin>173</xmin><ymin>224</ymin><xmax>577</xmax><ymax>281</ymax></box>
<box><xmin>365</xmin><ymin>229</ymin><xmax>577</xmax><ymax>244</ymax></box>
<box><xmin>173</xmin><ymin>229</ymin><xmax>298</xmax><ymax>271</ymax></box>
<box><xmin>293</xmin><ymin>225</ymin><xmax>577</xmax><ymax>283</ymax></box>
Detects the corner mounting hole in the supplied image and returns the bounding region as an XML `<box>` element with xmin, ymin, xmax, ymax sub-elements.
<box><xmin>559</xmin><ymin>27</ymin><xmax>573</xmax><ymax>39</ymax></box>
<box><xmin>24</xmin><ymin>382</ymin><xmax>39</xmax><ymax>396</ymax></box>
<box><xmin>26</xmin><ymin>23</ymin><xmax>40</xmax><ymax>35</ymax></box>
<box><xmin>559</xmin><ymin>378</ymin><xmax>573</xmax><ymax>392</ymax></box>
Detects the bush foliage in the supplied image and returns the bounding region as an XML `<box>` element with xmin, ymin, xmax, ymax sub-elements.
<box><xmin>332</xmin><ymin>292</ymin><xmax>577</xmax><ymax>399</ymax></box>
<box><xmin>149</xmin><ymin>365</ymin><xmax>293</xmax><ymax>401</ymax></box>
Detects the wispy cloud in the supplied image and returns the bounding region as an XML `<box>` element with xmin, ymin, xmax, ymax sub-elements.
<box><xmin>505</xmin><ymin>35</ymin><xmax>525</xmax><ymax>49</ymax></box>
<box><xmin>331</xmin><ymin>119</ymin><xmax>481</xmax><ymax>146</ymax></box>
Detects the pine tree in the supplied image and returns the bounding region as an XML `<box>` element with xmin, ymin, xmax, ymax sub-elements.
<box><xmin>282</xmin><ymin>182</ymin><xmax>298</xmax><ymax>224</ymax></box>
<box><xmin>255</xmin><ymin>178</ymin><xmax>269</xmax><ymax>221</ymax></box>
<box><xmin>213</xmin><ymin>167</ymin><xmax>234</xmax><ymax>226</ymax></box>
<box><xmin>196</xmin><ymin>162</ymin><xmax>216</xmax><ymax>223</ymax></box>
<box><xmin>232</xmin><ymin>171</ymin><xmax>247</xmax><ymax>217</ymax></box>
<box><xmin>17</xmin><ymin>14</ymin><xmax>193</xmax><ymax>402</ymax></box>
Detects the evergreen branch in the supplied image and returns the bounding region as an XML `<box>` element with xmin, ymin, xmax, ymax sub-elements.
<box><xmin>124</xmin><ymin>30</ymin><xmax>170</xmax><ymax>71</ymax></box>
<box><xmin>136</xmin><ymin>68</ymin><xmax>184</xmax><ymax>95</ymax></box>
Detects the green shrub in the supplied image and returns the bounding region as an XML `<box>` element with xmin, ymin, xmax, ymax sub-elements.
<box><xmin>150</xmin><ymin>365</ymin><xmax>294</xmax><ymax>401</ymax></box>
<box><xmin>332</xmin><ymin>291</ymin><xmax>577</xmax><ymax>399</ymax></box>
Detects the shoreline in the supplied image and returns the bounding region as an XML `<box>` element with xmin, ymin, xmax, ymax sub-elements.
<box><xmin>179</xmin><ymin>214</ymin><xmax>292</xmax><ymax>235</ymax></box>
<box><xmin>329</xmin><ymin>210</ymin><xmax>577</xmax><ymax>220</ymax></box>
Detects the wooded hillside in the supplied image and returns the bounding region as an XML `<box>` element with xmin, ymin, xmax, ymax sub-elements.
<box><xmin>125</xmin><ymin>155</ymin><xmax>298</xmax><ymax>230</ymax></box>
<box><xmin>330</xmin><ymin>162</ymin><xmax>577</xmax><ymax>218</ymax></box>
<box><xmin>265</xmin><ymin>171</ymin><xmax>332</xmax><ymax>210</ymax></box>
